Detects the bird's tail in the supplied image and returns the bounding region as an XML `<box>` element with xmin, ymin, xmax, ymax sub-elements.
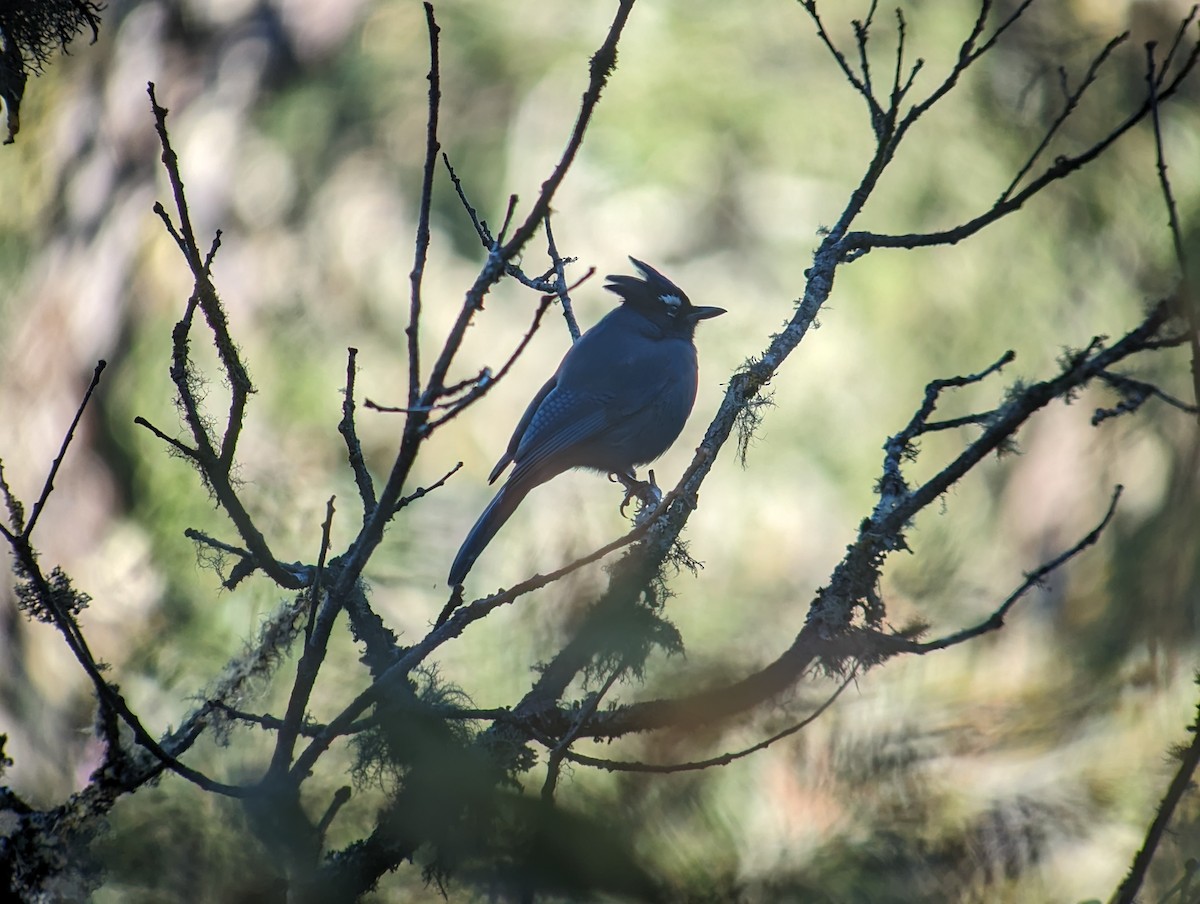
<box><xmin>447</xmin><ymin>477</ymin><xmax>533</xmax><ymax>587</ymax></box>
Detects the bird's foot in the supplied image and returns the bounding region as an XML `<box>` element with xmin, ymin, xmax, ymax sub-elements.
<box><xmin>612</xmin><ymin>469</ymin><xmax>663</xmax><ymax>523</ymax></box>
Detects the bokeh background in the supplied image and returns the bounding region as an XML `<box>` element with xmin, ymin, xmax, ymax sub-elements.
<box><xmin>2</xmin><ymin>0</ymin><xmax>1200</xmax><ymax>900</ymax></box>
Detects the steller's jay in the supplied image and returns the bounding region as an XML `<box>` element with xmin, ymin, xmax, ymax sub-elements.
<box><xmin>447</xmin><ymin>258</ymin><xmax>724</xmax><ymax>587</ymax></box>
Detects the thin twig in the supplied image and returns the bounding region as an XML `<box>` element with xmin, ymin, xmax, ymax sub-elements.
<box><xmin>148</xmin><ymin>85</ymin><xmax>202</xmax><ymax>272</ymax></box>
<box><xmin>562</xmin><ymin>670</ymin><xmax>855</xmax><ymax>773</ymax></box>
<box><xmin>544</xmin><ymin>214</ymin><xmax>580</xmax><ymax>341</ymax></box>
<box><xmin>1093</xmin><ymin>370</ymin><xmax>1200</xmax><ymax>424</ymax></box>
<box><xmin>338</xmin><ymin>347</ymin><xmax>377</xmax><ymax>521</ymax></box>
<box><xmin>442</xmin><ymin>153</ymin><xmax>492</xmax><ymax>246</ymax></box>
<box><xmin>212</xmin><ymin>701</ymin><xmax>375</xmax><ymax>736</ymax></box>
<box><xmin>203</xmin><ymin>230</ymin><xmax>222</xmax><ymax>273</ymax></box>
<box><xmin>800</xmin><ymin>1</ymin><xmax>881</xmax><ymax>123</ymax></box>
<box><xmin>495</xmin><ymin>0</ymin><xmax>635</xmax><ymax>264</ymax></box>
<box><xmin>391</xmin><ymin>461</ymin><xmax>462</xmax><ymax>516</ymax></box>
<box><xmin>897</xmin><ymin>485</ymin><xmax>1123</xmax><ymax>654</ymax></box>
<box><xmin>853</xmin><ymin>1</ymin><xmax>879</xmax><ymax>111</ymax></box>
<box><xmin>367</xmin><ymin>298</ymin><xmax>556</xmax><ymax>428</ymax></box>
<box><xmin>1160</xmin><ymin>4</ymin><xmax>1200</xmax><ymax>85</ymax></box>
<box><xmin>1146</xmin><ymin>38</ymin><xmax>1200</xmax><ymax>422</ymax></box>
<box><xmin>426</xmin><ymin>296</ymin><xmax>555</xmax><ymax>430</ymax></box>
<box><xmin>1146</xmin><ymin>41</ymin><xmax>1185</xmax><ymax>274</ymax></box>
<box><xmin>184</xmin><ymin>527</ymin><xmax>251</xmax><ymax>559</ymax></box>
<box><xmin>921</xmin><ymin>411</ymin><xmax>1000</xmax><ymax>433</ymax></box>
<box><xmin>365</xmin><ymin>394</ymin><xmax>470</xmax><ymax>415</ymax></box>
<box><xmin>166</xmin><ymin>294</ymin><xmax>207</xmax><ymax>452</ymax></box>
<box><xmin>998</xmin><ymin>33</ymin><xmax>1128</xmax><ymax>204</ymax></box>
<box><xmin>496</xmin><ymin>195</ymin><xmax>518</xmax><ymax>244</ymax></box>
<box><xmin>25</xmin><ymin>360</ymin><xmax>106</xmax><ymax>537</ymax></box>
<box><xmin>183</xmin><ymin>527</ymin><xmax>254</xmax><ymax>588</ymax></box>
<box><xmin>305</xmin><ymin>497</ymin><xmax>337</xmax><ymax>643</ymax></box>
<box><xmin>903</xmin><ymin>0</ymin><xmax>1036</xmax><ymax>127</ymax></box>
<box><xmin>542</xmin><ymin>661</ymin><xmax>626</xmax><ymax>800</ymax></box>
<box><xmin>890</xmin><ymin>10</ymin><xmax>924</xmax><ymax>112</ymax></box>
<box><xmin>407</xmin><ymin>3</ymin><xmax>441</xmax><ymax>408</ymax></box>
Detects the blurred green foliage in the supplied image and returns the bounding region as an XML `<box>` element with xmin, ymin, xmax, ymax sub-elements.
<box><xmin>2</xmin><ymin>0</ymin><xmax>1200</xmax><ymax>901</ymax></box>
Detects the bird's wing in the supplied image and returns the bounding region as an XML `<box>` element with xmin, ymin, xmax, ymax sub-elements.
<box><xmin>489</xmin><ymin>373</ymin><xmax>558</xmax><ymax>484</ymax></box>
<box><xmin>507</xmin><ymin>386</ymin><xmax>612</xmax><ymax>483</ymax></box>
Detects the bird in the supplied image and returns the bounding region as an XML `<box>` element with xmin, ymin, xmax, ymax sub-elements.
<box><xmin>447</xmin><ymin>257</ymin><xmax>724</xmax><ymax>587</ymax></box>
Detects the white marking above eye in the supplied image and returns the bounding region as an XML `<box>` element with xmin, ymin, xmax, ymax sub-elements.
<box><xmin>660</xmin><ymin>294</ymin><xmax>682</xmax><ymax>310</ymax></box>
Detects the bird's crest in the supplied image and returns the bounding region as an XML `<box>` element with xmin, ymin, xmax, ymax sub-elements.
<box><xmin>604</xmin><ymin>257</ymin><xmax>692</xmax><ymax>318</ymax></box>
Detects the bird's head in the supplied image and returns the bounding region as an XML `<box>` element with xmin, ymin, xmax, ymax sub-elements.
<box><xmin>604</xmin><ymin>258</ymin><xmax>725</xmax><ymax>335</ymax></box>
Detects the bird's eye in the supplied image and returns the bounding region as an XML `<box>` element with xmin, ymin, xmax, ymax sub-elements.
<box><xmin>659</xmin><ymin>294</ymin><xmax>683</xmax><ymax>315</ymax></box>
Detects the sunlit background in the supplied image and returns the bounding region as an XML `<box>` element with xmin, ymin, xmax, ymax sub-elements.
<box><xmin>2</xmin><ymin>0</ymin><xmax>1200</xmax><ymax>900</ymax></box>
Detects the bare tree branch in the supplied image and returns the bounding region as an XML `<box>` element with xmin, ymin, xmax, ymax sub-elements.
<box><xmin>25</xmin><ymin>360</ymin><xmax>106</xmax><ymax>537</ymax></box>
<box><xmin>406</xmin><ymin>2</ymin><xmax>441</xmax><ymax>409</ymax></box>
<box><xmin>843</xmin><ymin>24</ymin><xmax>1200</xmax><ymax>256</ymax></box>
<box><xmin>544</xmin><ymin>214</ymin><xmax>581</xmax><ymax>341</ymax></box>
<box><xmin>338</xmin><ymin>347</ymin><xmax>377</xmax><ymax>522</ymax></box>
<box><xmin>561</xmin><ymin>670</ymin><xmax>856</xmax><ymax>774</ymax></box>
<box><xmin>147</xmin><ymin>85</ymin><xmax>301</xmax><ymax>591</ymax></box>
<box><xmin>1146</xmin><ymin>29</ymin><xmax>1200</xmax><ymax>420</ymax></box>
<box><xmin>1113</xmin><ymin>698</ymin><xmax>1200</xmax><ymax>904</ymax></box>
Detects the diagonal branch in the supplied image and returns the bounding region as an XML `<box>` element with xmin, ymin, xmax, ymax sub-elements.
<box><xmin>425</xmin><ymin>296</ymin><xmax>554</xmax><ymax>430</ymax></box>
<box><xmin>7</xmin><ymin>533</ymin><xmax>250</xmax><ymax>797</ymax></box>
<box><xmin>494</xmin><ymin>0</ymin><xmax>635</xmax><ymax>266</ymax></box>
<box><xmin>896</xmin><ymin>0</ymin><xmax>1037</xmax><ymax>137</ymax></box>
<box><xmin>1112</xmin><ymin>697</ymin><xmax>1200</xmax><ymax>904</ymax></box>
<box><xmin>881</xmin><ymin>484</ymin><xmax>1124</xmax><ymax>655</ymax></box>
<box><xmin>25</xmin><ymin>360</ymin><xmax>106</xmax><ymax>537</ymax></box>
<box><xmin>998</xmin><ymin>32</ymin><xmax>1128</xmax><ymax>204</ymax></box>
<box><xmin>542</xmin><ymin>660</ymin><xmax>625</xmax><ymax>800</ymax></box>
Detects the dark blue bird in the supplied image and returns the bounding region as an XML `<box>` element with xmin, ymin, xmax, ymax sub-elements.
<box><xmin>447</xmin><ymin>258</ymin><xmax>724</xmax><ymax>586</ymax></box>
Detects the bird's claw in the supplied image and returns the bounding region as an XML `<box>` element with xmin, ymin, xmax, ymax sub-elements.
<box><xmin>614</xmin><ymin>469</ymin><xmax>663</xmax><ymax>521</ymax></box>
<box><xmin>619</xmin><ymin>484</ymin><xmax>637</xmax><ymax>518</ymax></box>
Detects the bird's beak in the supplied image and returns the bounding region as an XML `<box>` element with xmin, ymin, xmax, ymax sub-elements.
<box><xmin>690</xmin><ymin>305</ymin><xmax>726</xmax><ymax>321</ymax></box>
